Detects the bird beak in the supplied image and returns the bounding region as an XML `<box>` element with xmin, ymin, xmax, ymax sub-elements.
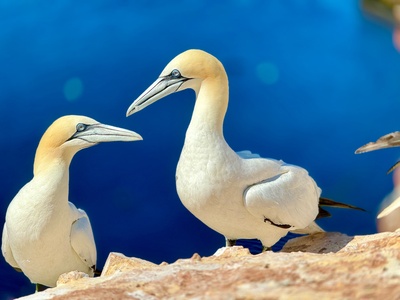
<box><xmin>355</xmin><ymin>131</ymin><xmax>400</xmax><ymax>173</ymax></box>
<box><xmin>355</xmin><ymin>132</ymin><xmax>400</xmax><ymax>154</ymax></box>
<box><xmin>126</xmin><ymin>75</ymin><xmax>189</xmax><ymax>117</ymax></box>
<box><xmin>73</xmin><ymin>123</ymin><xmax>143</xmax><ymax>144</ymax></box>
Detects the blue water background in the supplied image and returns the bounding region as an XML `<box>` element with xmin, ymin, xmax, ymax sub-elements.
<box><xmin>1</xmin><ymin>0</ymin><xmax>400</xmax><ymax>298</ymax></box>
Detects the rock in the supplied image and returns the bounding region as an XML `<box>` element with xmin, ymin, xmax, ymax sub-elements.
<box><xmin>101</xmin><ymin>252</ymin><xmax>157</xmax><ymax>277</ymax></box>
<box><xmin>281</xmin><ymin>231</ymin><xmax>354</xmax><ymax>253</ymax></box>
<box><xmin>17</xmin><ymin>231</ymin><xmax>400</xmax><ymax>299</ymax></box>
<box><xmin>56</xmin><ymin>271</ymin><xmax>89</xmax><ymax>286</ymax></box>
<box><xmin>213</xmin><ymin>245</ymin><xmax>251</xmax><ymax>257</ymax></box>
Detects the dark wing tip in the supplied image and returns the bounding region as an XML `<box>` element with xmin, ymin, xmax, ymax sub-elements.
<box><xmin>319</xmin><ymin>197</ymin><xmax>366</xmax><ymax>212</ymax></box>
<box><xmin>316</xmin><ymin>206</ymin><xmax>332</xmax><ymax>219</ymax></box>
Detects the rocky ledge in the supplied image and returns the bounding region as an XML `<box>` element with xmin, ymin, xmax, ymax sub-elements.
<box><xmin>19</xmin><ymin>231</ymin><xmax>400</xmax><ymax>299</ymax></box>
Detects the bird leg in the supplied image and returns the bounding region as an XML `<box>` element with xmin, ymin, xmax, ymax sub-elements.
<box><xmin>262</xmin><ymin>246</ymin><xmax>272</xmax><ymax>252</ymax></box>
<box><xmin>94</xmin><ymin>267</ymin><xmax>102</xmax><ymax>277</ymax></box>
<box><xmin>35</xmin><ymin>283</ymin><xmax>49</xmax><ymax>292</ymax></box>
<box><xmin>225</xmin><ymin>238</ymin><xmax>237</xmax><ymax>247</ymax></box>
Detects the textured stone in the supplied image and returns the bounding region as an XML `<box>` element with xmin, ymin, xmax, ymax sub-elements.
<box><xmin>18</xmin><ymin>231</ymin><xmax>400</xmax><ymax>300</ymax></box>
<box><xmin>281</xmin><ymin>231</ymin><xmax>354</xmax><ymax>253</ymax></box>
<box><xmin>56</xmin><ymin>271</ymin><xmax>89</xmax><ymax>286</ymax></box>
<box><xmin>101</xmin><ymin>252</ymin><xmax>157</xmax><ymax>277</ymax></box>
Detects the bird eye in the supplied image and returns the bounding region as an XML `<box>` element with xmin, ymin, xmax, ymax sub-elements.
<box><xmin>76</xmin><ymin>123</ymin><xmax>87</xmax><ymax>132</ymax></box>
<box><xmin>171</xmin><ymin>69</ymin><xmax>181</xmax><ymax>79</ymax></box>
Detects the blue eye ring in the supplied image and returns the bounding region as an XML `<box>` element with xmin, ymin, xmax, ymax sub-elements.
<box><xmin>171</xmin><ymin>69</ymin><xmax>181</xmax><ymax>78</ymax></box>
<box><xmin>76</xmin><ymin>123</ymin><xmax>87</xmax><ymax>132</ymax></box>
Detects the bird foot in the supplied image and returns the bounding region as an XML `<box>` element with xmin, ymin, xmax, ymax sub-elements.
<box><xmin>225</xmin><ymin>238</ymin><xmax>237</xmax><ymax>247</ymax></box>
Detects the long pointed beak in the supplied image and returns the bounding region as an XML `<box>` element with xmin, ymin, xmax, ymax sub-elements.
<box><xmin>355</xmin><ymin>131</ymin><xmax>400</xmax><ymax>154</ymax></box>
<box><xmin>126</xmin><ymin>76</ymin><xmax>188</xmax><ymax>117</ymax></box>
<box><xmin>74</xmin><ymin>123</ymin><xmax>143</xmax><ymax>143</ymax></box>
<box><xmin>355</xmin><ymin>131</ymin><xmax>400</xmax><ymax>173</ymax></box>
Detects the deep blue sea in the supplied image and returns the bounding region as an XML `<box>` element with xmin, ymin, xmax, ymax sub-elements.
<box><xmin>1</xmin><ymin>0</ymin><xmax>400</xmax><ymax>298</ymax></box>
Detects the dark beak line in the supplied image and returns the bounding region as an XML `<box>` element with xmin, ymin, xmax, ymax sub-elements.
<box><xmin>387</xmin><ymin>161</ymin><xmax>400</xmax><ymax>174</ymax></box>
<box><xmin>139</xmin><ymin>76</ymin><xmax>168</xmax><ymax>104</ymax></box>
<box><xmin>145</xmin><ymin>76</ymin><xmax>189</xmax><ymax>103</ymax></box>
<box><xmin>67</xmin><ymin>123</ymin><xmax>140</xmax><ymax>143</ymax></box>
<box><xmin>127</xmin><ymin>75</ymin><xmax>191</xmax><ymax>116</ymax></box>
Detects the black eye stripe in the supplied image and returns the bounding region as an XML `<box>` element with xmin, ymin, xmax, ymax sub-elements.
<box><xmin>66</xmin><ymin>123</ymin><xmax>89</xmax><ymax>142</ymax></box>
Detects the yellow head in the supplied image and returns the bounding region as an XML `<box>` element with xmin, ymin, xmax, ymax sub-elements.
<box><xmin>34</xmin><ymin>115</ymin><xmax>142</xmax><ymax>175</ymax></box>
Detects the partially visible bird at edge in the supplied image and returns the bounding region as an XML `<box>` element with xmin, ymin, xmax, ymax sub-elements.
<box><xmin>356</xmin><ymin>131</ymin><xmax>400</xmax><ymax>219</ymax></box>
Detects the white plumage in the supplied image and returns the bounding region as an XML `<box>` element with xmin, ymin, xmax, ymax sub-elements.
<box><xmin>126</xmin><ymin>49</ymin><xmax>343</xmax><ymax>249</ymax></box>
<box><xmin>2</xmin><ymin>115</ymin><xmax>142</xmax><ymax>287</ymax></box>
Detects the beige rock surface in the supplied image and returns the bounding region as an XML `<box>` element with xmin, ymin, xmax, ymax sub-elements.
<box><xmin>18</xmin><ymin>231</ymin><xmax>400</xmax><ymax>300</ymax></box>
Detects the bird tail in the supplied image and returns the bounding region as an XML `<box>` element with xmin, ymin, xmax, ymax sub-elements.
<box><xmin>317</xmin><ymin>197</ymin><xmax>365</xmax><ymax>218</ymax></box>
<box><xmin>290</xmin><ymin>221</ymin><xmax>325</xmax><ymax>234</ymax></box>
<box><xmin>290</xmin><ymin>197</ymin><xmax>365</xmax><ymax>235</ymax></box>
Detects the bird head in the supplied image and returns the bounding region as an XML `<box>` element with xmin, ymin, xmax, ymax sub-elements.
<box><xmin>355</xmin><ymin>131</ymin><xmax>400</xmax><ymax>173</ymax></box>
<box><xmin>126</xmin><ymin>49</ymin><xmax>227</xmax><ymax>116</ymax></box>
<box><xmin>34</xmin><ymin>115</ymin><xmax>142</xmax><ymax>174</ymax></box>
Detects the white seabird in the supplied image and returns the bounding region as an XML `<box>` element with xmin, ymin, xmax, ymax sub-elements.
<box><xmin>356</xmin><ymin>131</ymin><xmax>400</xmax><ymax>219</ymax></box>
<box><xmin>126</xmin><ymin>49</ymin><xmax>363</xmax><ymax>250</ymax></box>
<box><xmin>1</xmin><ymin>115</ymin><xmax>142</xmax><ymax>289</ymax></box>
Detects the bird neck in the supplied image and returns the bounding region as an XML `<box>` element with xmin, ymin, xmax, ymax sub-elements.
<box><xmin>25</xmin><ymin>147</ymin><xmax>73</xmax><ymax>214</ymax></box>
<box><xmin>33</xmin><ymin>146</ymin><xmax>74</xmax><ymax>177</ymax></box>
<box><xmin>189</xmin><ymin>75</ymin><xmax>229</xmax><ymax>136</ymax></box>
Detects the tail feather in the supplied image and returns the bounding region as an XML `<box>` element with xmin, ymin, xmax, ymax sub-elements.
<box><xmin>291</xmin><ymin>221</ymin><xmax>324</xmax><ymax>234</ymax></box>
<box><xmin>319</xmin><ymin>197</ymin><xmax>365</xmax><ymax>212</ymax></box>
<box><xmin>291</xmin><ymin>198</ymin><xmax>365</xmax><ymax>235</ymax></box>
<box><xmin>316</xmin><ymin>206</ymin><xmax>331</xmax><ymax>219</ymax></box>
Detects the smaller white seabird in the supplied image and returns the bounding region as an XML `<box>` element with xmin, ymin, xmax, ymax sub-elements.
<box><xmin>126</xmin><ymin>49</ymin><xmax>364</xmax><ymax>250</ymax></box>
<box><xmin>356</xmin><ymin>131</ymin><xmax>400</xmax><ymax>219</ymax></box>
<box><xmin>1</xmin><ymin>115</ymin><xmax>142</xmax><ymax>289</ymax></box>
